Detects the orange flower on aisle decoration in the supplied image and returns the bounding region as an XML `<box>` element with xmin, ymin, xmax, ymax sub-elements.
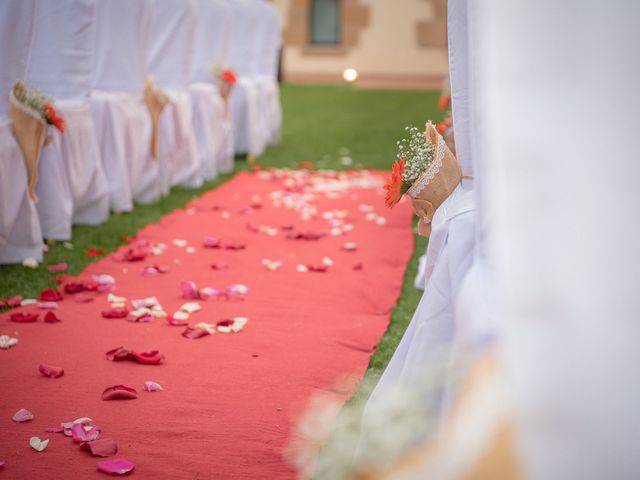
<box><xmin>44</xmin><ymin>103</ymin><xmax>65</xmax><ymax>133</ymax></box>
<box><xmin>220</xmin><ymin>69</ymin><xmax>237</xmax><ymax>85</ymax></box>
<box><xmin>384</xmin><ymin>158</ymin><xmax>405</xmax><ymax>208</ymax></box>
<box><xmin>437</xmin><ymin>94</ymin><xmax>450</xmax><ymax>111</ymax></box>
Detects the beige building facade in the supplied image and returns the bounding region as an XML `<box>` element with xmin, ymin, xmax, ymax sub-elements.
<box><xmin>273</xmin><ymin>0</ymin><xmax>448</xmax><ymax>88</ymax></box>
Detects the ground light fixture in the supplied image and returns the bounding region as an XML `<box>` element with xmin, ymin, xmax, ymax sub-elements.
<box><xmin>342</xmin><ymin>68</ymin><xmax>358</xmax><ymax>83</ymax></box>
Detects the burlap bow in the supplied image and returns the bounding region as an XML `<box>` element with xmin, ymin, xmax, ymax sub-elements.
<box><xmin>409</xmin><ymin>121</ymin><xmax>462</xmax><ymax>238</ymax></box>
<box><xmin>143</xmin><ymin>77</ymin><xmax>169</xmax><ymax>160</ymax></box>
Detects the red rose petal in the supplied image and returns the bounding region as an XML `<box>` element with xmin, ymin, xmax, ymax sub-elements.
<box><xmin>39</xmin><ymin>288</ymin><xmax>63</xmax><ymax>302</ymax></box>
<box><xmin>64</xmin><ymin>282</ymin><xmax>85</xmax><ymax>294</ymax></box>
<box><xmin>39</xmin><ymin>364</ymin><xmax>64</xmax><ymax>378</ymax></box>
<box><xmin>10</xmin><ymin>312</ymin><xmax>38</xmax><ymax>323</ymax></box>
<box><xmin>1</xmin><ymin>295</ymin><xmax>22</xmax><ymax>309</ymax></box>
<box><xmin>167</xmin><ymin>315</ymin><xmax>189</xmax><ymax>326</ymax></box>
<box><xmin>44</xmin><ymin>311</ymin><xmax>61</xmax><ymax>323</ymax></box>
<box><xmin>101</xmin><ymin>385</ymin><xmax>138</xmax><ymax>400</ymax></box>
<box><xmin>86</xmin><ymin>248</ymin><xmax>104</xmax><ymax>258</ymax></box>
<box><xmin>182</xmin><ymin>327</ymin><xmax>210</xmax><ymax>339</ymax></box>
<box><xmin>80</xmin><ymin>438</ymin><xmax>118</xmax><ymax>457</ymax></box>
<box><xmin>71</xmin><ymin>422</ymin><xmax>101</xmax><ymax>442</ymax></box>
<box><xmin>105</xmin><ymin>347</ymin><xmax>164</xmax><ymax>365</ymax></box>
<box><xmin>102</xmin><ymin>308</ymin><xmax>129</xmax><ymax>319</ymax></box>
<box><xmin>210</xmin><ymin>262</ymin><xmax>228</xmax><ymax>271</ymax></box>
<box><xmin>75</xmin><ymin>294</ymin><xmax>94</xmax><ymax>303</ymax></box>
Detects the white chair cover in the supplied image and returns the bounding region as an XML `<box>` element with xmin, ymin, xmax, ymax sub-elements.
<box><xmin>26</xmin><ymin>0</ymin><xmax>109</xmax><ymax>237</ymax></box>
<box><xmin>0</xmin><ymin>0</ymin><xmax>44</xmax><ymax>263</ymax></box>
<box><xmin>254</xmin><ymin>0</ymin><xmax>282</xmax><ymax>146</ymax></box>
<box><xmin>227</xmin><ymin>0</ymin><xmax>264</xmax><ymax>156</ymax></box>
<box><xmin>148</xmin><ymin>0</ymin><xmax>201</xmax><ymax>190</ymax></box>
<box><xmin>189</xmin><ymin>0</ymin><xmax>233</xmax><ymax>179</ymax></box>
<box><xmin>92</xmin><ymin>0</ymin><xmax>159</xmax><ymax>210</ymax></box>
<box><xmin>472</xmin><ymin>1</ymin><xmax>640</xmax><ymax>478</ymax></box>
<box><xmin>447</xmin><ymin>0</ymin><xmax>475</xmax><ymax>188</ymax></box>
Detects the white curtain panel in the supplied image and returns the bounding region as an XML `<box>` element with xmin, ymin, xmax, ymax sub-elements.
<box><xmin>189</xmin><ymin>0</ymin><xmax>232</xmax><ymax>179</ymax></box>
<box><xmin>27</xmin><ymin>0</ymin><xmax>109</xmax><ymax>235</ymax></box>
<box><xmin>92</xmin><ymin>0</ymin><xmax>159</xmax><ymax>210</ymax></box>
<box><xmin>0</xmin><ymin>0</ymin><xmax>44</xmax><ymax>263</ymax></box>
<box><xmin>475</xmin><ymin>1</ymin><xmax>640</xmax><ymax>478</ymax></box>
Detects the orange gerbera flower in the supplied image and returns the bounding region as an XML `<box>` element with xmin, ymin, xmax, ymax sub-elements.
<box><xmin>384</xmin><ymin>158</ymin><xmax>405</xmax><ymax>208</ymax></box>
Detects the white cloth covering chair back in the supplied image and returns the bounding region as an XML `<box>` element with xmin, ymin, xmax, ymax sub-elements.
<box><xmin>0</xmin><ymin>0</ymin><xmax>44</xmax><ymax>263</ymax></box>
<box><xmin>92</xmin><ymin>0</ymin><xmax>159</xmax><ymax>210</ymax></box>
<box><xmin>148</xmin><ymin>0</ymin><xmax>202</xmax><ymax>190</ymax></box>
<box><xmin>26</xmin><ymin>0</ymin><xmax>109</xmax><ymax>237</ymax></box>
<box><xmin>189</xmin><ymin>0</ymin><xmax>234</xmax><ymax>178</ymax></box>
<box><xmin>227</xmin><ymin>0</ymin><xmax>265</xmax><ymax>156</ymax></box>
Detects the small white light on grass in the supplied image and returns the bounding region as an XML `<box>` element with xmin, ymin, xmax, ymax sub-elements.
<box><xmin>342</xmin><ymin>68</ymin><xmax>358</xmax><ymax>83</ymax></box>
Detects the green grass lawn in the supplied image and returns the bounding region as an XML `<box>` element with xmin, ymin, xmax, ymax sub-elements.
<box><xmin>0</xmin><ymin>82</ymin><xmax>436</xmax><ymax>397</ymax></box>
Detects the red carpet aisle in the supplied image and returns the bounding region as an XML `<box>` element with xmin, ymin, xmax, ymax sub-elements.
<box><xmin>0</xmin><ymin>170</ymin><xmax>413</xmax><ymax>479</ymax></box>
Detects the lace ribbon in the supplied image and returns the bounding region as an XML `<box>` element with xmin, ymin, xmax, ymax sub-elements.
<box><xmin>407</xmin><ymin>134</ymin><xmax>446</xmax><ymax>198</ymax></box>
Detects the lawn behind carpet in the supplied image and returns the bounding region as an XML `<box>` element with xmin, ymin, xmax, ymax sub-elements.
<box><xmin>0</xmin><ymin>82</ymin><xmax>436</xmax><ymax>395</ymax></box>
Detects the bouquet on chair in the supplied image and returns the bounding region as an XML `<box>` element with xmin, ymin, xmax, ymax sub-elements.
<box><xmin>9</xmin><ymin>81</ymin><xmax>65</xmax><ymax>202</ymax></box>
<box><xmin>384</xmin><ymin>121</ymin><xmax>462</xmax><ymax>237</ymax></box>
<box><xmin>210</xmin><ymin>65</ymin><xmax>237</xmax><ymax>103</ymax></box>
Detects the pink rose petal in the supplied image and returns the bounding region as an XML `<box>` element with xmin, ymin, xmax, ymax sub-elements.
<box><xmin>75</xmin><ymin>294</ymin><xmax>94</xmax><ymax>303</ymax></box>
<box><xmin>71</xmin><ymin>422</ymin><xmax>101</xmax><ymax>442</ymax></box>
<box><xmin>143</xmin><ymin>381</ymin><xmax>163</xmax><ymax>392</ymax></box>
<box><xmin>96</xmin><ymin>458</ymin><xmax>135</xmax><ymax>475</ymax></box>
<box><xmin>47</xmin><ymin>262</ymin><xmax>68</xmax><ymax>272</ymax></box>
<box><xmin>39</xmin><ymin>364</ymin><xmax>64</xmax><ymax>378</ymax></box>
<box><xmin>0</xmin><ymin>460</ymin><xmax>5</xmax><ymax>469</ymax></box>
<box><xmin>81</xmin><ymin>438</ymin><xmax>118</xmax><ymax>457</ymax></box>
<box><xmin>46</xmin><ymin>427</ymin><xmax>63</xmax><ymax>433</ymax></box>
<box><xmin>12</xmin><ymin>408</ymin><xmax>34</xmax><ymax>422</ymax></box>
<box><xmin>180</xmin><ymin>280</ymin><xmax>200</xmax><ymax>299</ymax></box>
<box><xmin>182</xmin><ymin>327</ymin><xmax>210</xmax><ymax>339</ymax></box>
<box><xmin>202</xmin><ymin>237</ymin><xmax>220</xmax><ymax>248</ymax></box>
<box><xmin>37</xmin><ymin>301</ymin><xmax>58</xmax><ymax>310</ymax></box>
<box><xmin>101</xmin><ymin>385</ymin><xmax>138</xmax><ymax>401</ymax></box>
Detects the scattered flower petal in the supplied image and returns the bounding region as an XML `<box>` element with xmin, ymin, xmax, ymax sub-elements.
<box><xmin>262</xmin><ymin>259</ymin><xmax>282</xmax><ymax>271</ymax></box>
<box><xmin>101</xmin><ymin>385</ymin><xmax>138</xmax><ymax>401</ymax></box>
<box><xmin>39</xmin><ymin>364</ymin><xmax>64</xmax><ymax>378</ymax></box>
<box><xmin>37</xmin><ymin>301</ymin><xmax>58</xmax><ymax>310</ymax></box>
<box><xmin>180</xmin><ymin>280</ymin><xmax>200</xmax><ymax>299</ymax></box>
<box><xmin>71</xmin><ymin>422</ymin><xmax>101</xmax><ymax>443</ymax></box>
<box><xmin>0</xmin><ymin>295</ymin><xmax>22</xmax><ymax>308</ymax></box>
<box><xmin>12</xmin><ymin>408</ymin><xmax>34</xmax><ymax>422</ymax></box>
<box><xmin>47</xmin><ymin>263</ymin><xmax>68</xmax><ymax>272</ymax></box>
<box><xmin>44</xmin><ymin>311</ymin><xmax>61</xmax><ymax>323</ymax></box>
<box><xmin>296</xmin><ymin>264</ymin><xmax>308</xmax><ymax>273</ymax></box>
<box><xmin>182</xmin><ymin>326</ymin><xmax>210</xmax><ymax>339</ymax></box>
<box><xmin>131</xmin><ymin>296</ymin><xmax>159</xmax><ymax>309</ymax></box>
<box><xmin>96</xmin><ymin>459</ymin><xmax>135</xmax><ymax>475</ymax></box>
<box><xmin>102</xmin><ymin>308</ymin><xmax>128</xmax><ymax>319</ymax></box>
<box><xmin>342</xmin><ymin>242</ymin><xmax>358</xmax><ymax>251</ymax></box>
<box><xmin>143</xmin><ymin>381</ymin><xmax>162</xmax><ymax>392</ymax></box>
<box><xmin>46</xmin><ymin>427</ymin><xmax>63</xmax><ymax>433</ymax></box>
<box><xmin>29</xmin><ymin>437</ymin><xmax>49</xmax><ymax>452</ymax></box>
<box><xmin>210</xmin><ymin>262</ymin><xmax>228</xmax><ymax>270</ymax></box>
<box><xmin>80</xmin><ymin>438</ymin><xmax>118</xmax><ymax>457</ymax></box>
<box><xmin>22</xmin><ymin>258</ymin><xmax>39</xmax><ymax>268</ymax></box>
<box><xmin>105</xmin><ymin>347</ymin><xmax>164</xmax><ymax>365</ymax></box>
<box><xmin>75</xmin><ymin>294</ymin><xmax>94</xmax><ymax>303</ymax></box>
<box><xmin>39</xmin><ymin>288</ymin><xmax>62</xmax><ymax>302</ymax></box>
<box><xmin>172</xmin><ymin>239</ymin><xmax>188</xmax><ymax>248</ymax></box>
<box><xmin>322</xmin><ymin>257</ymin><xmax>334</xmax><ymax>267</ymax></box>
<box><xmin>87</xmin><ymin>248</ymin><xmax>104</xmax><ymax>258</ymax></box>
<box><xmin>193</xmin><ymin>322</ymin><xmax>216</xmax><ymax>334</ymax></box>
<box><xmin>0</xmin><ymin>335</ymin><xmax>18</xmax><ymax>349</ymax></box>
<box><xmin>227</xmin><ymin>284</ymin><xmax>249</xmax><ymax>295</ymax></box>
<box><xmin>180</xmin><ymin>302</ymin><xmax>200</xmax><ymax>313</ymax></box>
<box><xmin>10</xmin><ymin>312</ymin><xmax>38</xmax><ymax>323</ymax></box>
<box><xmin>20</xmin><ymin>298</ymin><xmax>37</xmax><ymax>306</ymax></box>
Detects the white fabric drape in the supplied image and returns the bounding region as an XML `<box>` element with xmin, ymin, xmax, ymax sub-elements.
<box><xmin>92</xmin><ymin>0</ymin><xmax>159</xmax><ymax>210</ymax></box>
<box><xmin>27</xmin><ymin>0</ymin><xmax>109</xmax><ymax>236</ymax></box>
<box><xmin>474</xmin><ymin>1</ymin><xmax>640</xmax><ymax>478</ymax></box>
<box><xmin>149</xmin><ymin>0</ymin><xmax>201</xmax><ymax>191</ymax></box>
<box><xmin>0</xmin><ymin>0</ymin><xmax>44</xmax><ymax>263</ymax></box>
<box><xmin>227</xmin><ymin>0</ymin><xmax>263</xmax><ymax>156</ymax></box>
<box><xmin>189</xmin><ymin>0</ymin><xmax>233</xmax><ymax>178</ymax></box>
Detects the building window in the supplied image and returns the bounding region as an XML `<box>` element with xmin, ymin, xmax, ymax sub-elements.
<box><xmin>310</xmin><ymin>0</ymin><xmax>341</xmax><ymax>45</ymax></box>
